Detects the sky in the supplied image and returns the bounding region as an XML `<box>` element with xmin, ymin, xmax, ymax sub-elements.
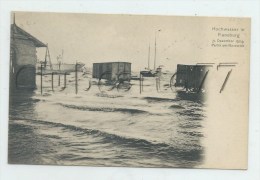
<box><xmin>13</xmin><ymin>12</ymin><xmax>250</xmax><ymax>71</ymax></box>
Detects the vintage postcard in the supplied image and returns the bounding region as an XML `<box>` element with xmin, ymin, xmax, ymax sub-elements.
<box><xmin>9</xmin><ymin>12</ymin><xmax>250</xmax><ymax>169</ymax></box>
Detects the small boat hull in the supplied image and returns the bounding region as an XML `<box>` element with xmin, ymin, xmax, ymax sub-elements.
<box><xmin>37</xmin><ymin>63</ymin><xmax>85</xmax><ymax>73</ymax></box>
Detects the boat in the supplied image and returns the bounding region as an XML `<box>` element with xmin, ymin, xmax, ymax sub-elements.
<box><xmin>37</xmin><ymin>47</ymin><xmax>85</xmax><ymax>74</ymax></box>
<box><xmin>140</xmin><ymin>36</ymin><xmax>162</xmax><ymax>77</ymax></box>
<box><xmin>43</xmin><ymin>63</ymin><xmax>85</xmax><ymax>72</ymax></box>
<box><xmin>140</xmin><ymin>67</ymin><xmax>162</xmax><ymax>77</ymax></box>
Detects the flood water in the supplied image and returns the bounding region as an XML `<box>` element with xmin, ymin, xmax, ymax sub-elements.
<box><xmin>9</xmin><ymin>72</ymin><xmax>207</xmax><ymax>168</ymax></box>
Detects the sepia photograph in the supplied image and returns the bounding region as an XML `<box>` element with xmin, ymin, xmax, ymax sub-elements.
<box><xmin>8</xmin><ymin>12</ymin><xmax>250</xmax><ymax>169</ymax></box>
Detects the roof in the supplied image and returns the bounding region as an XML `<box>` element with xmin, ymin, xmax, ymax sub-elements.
<box><xmin>11</xmin><ymin>23</ymin><xmax>46</xmax><ymax>47</ymax></box>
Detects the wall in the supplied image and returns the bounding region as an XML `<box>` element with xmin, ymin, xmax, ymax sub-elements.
<box><xmin>10</xmin><ymin>38</ymin><xmax>37</xmax><ymax>90</ymax></box>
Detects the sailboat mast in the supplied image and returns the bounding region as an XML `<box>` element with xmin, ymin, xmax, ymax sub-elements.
<box><xmin>154</xmin><ymin>36</ymin><xmax>157</xmax><ymax>70</ymax></box>
<box><xmin>148</xmin><ymin>43</ymin><xmax>150</xmax><ymax>69</ymax></box>
<box><xmin>46</xmin><ymin>44</ymin><xmax>53</xmax><ymax>70</ymax></box>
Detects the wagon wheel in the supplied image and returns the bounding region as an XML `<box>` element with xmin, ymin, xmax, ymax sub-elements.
<box><xmin>170</xmin><ymin>73</ymin><xmax>177</xmax><ymax>92</ymax></box>
<box><xmin>98</xmin><ymin>71</ymin><xmax>117</xmax><ymax>92</ymax></box>
<box><xmin>117</xmin><ymin>71</ymin><xmax>131</xmax><ymax>82</ymax></box>
<box><xmin>83</xmin><ymin>79</ymin><xmax>92</xmax><ymax>91</ymax></box>
<box><xmin>117</xmin><ymin>72</ymin><xmax>132</xmax><ymax>92</ymax></box>
<box><xmin>117</xmin><ymin>81</ymin><xmax>132</xmax><ymax>92</ymax></box>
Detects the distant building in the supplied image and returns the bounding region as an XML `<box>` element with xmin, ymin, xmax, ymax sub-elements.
<box><xmin>92</xmin><ymin>62</ymin><xmax>131</xmax><ymax>81</ymax></box>
<box><xmin>10</xmin><ymin>22</ymin><xmax>46</xmax><ymax>90</ymax></box>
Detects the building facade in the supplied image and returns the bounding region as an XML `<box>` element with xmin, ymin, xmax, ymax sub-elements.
<box><xmin>10</xmin><ymin>23</ymin><xmax>46</xmax><ymax>91</ymax></box>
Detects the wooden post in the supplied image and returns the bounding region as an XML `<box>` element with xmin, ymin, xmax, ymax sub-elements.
<box><xmin>158</xmin><ymin>77</ymin><xmax>160</xmax><ymax>90</ymax></box>
<box><xmin>40</xmin><ymin>63</ymin><xmax>43</xmax><ymax>95</ymax></box>
<box><xmin>64</xmin><ymin>72</ymin><xmax>67</xmax><ymax>88</ymax></box>
<box><xmin>51</xmin><ymin>72</ymin><xmax>54</xmax><ymax>91</ymax></box>
<box><xmin>58</xmin><ymin>62</ymin><xmax>61</xmax><ymax>86</ymax></box>
<box><xmin>156</xmin><ymin>77</ymin><xmax>159</xmax><ymax>92</ymax></box>
<box><xmin>139</xmin><ymin>73</ymin><xmax>142</xmax><ymax>94</ymax></box>
<box><xmin>156</xmin><ymin>77</ymin><xmax>157</xmax><ymax>91</ymax></box>
<box><xmin>75</xmin><ymin>63</ymin><xmax>78</xmax><ymax>94</ymax></box>
<box><xmin>141</xmin><ymin>75</ymin><xmax>144</xmax><ymax>91</ymax></box>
